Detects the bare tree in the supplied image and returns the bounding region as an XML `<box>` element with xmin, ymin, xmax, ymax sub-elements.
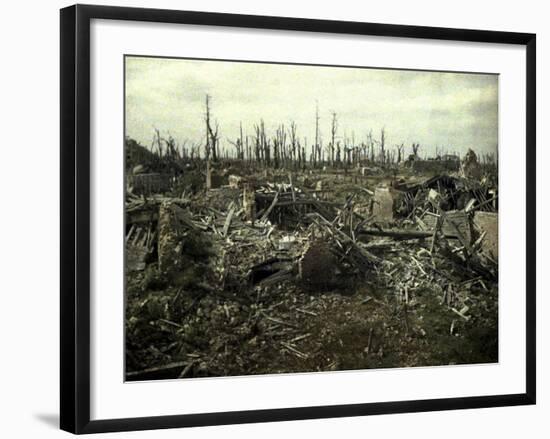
<box><xmin>379</xmin><ymin>127</ymin><xmax>386</xmax><ymax>164</ymax></box>
<box><xmin>396</xmin><ymin>143</ymin><xmax>404</xmax><ymax>163</ymax></box>
<box><xmin>253</xmin><ymin>121</ymin><xmax>263</xmax><ymax>165</ymax></box>
<box><xmin>153</xmin><ymin>127</ymin><xmax>163</xmax><ymax>157</ymax></box>
<box><xmin>227</xmin><ymin>121</ymin><xmax>245</xmax><ymax>160</ymax></box>
<box><xmin>329</xmin><ymin>111</ymin><xmax>338</xmax><ymax>166</ymax></box>
<box><xmin>204</xmin><ymin>94</ymin><xmax>219</xmax><ymax>161</ymax></box>
<box><xmin>311</xmin><ymin>101</ymin><xmax>319</xmax><ymax>167</ymax></box>
<box><xmin>289</xmin><ymin>121</ymin><xmax>298</xmax><ymax>169</ymax></box>
<box><xmin>368</xmin><ymin>129</ymin><xmax>375</xmax><ymax>162</ymax></box>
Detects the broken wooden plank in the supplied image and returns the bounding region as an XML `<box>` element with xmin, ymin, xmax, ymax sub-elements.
<box><xmin>263</xmin><ymin>314</ymin><xmax>298</xmax><ymax>328</ymax></box>
<box><xmin>280</xmin><ymin>342</ymin><xmax>308</xmax><ymax>359</ymax></box>
<box><xmin>259</xmin><ymin>189</ymin><xmax>280</xmax><ymax>222</ymax></box>
<box><xmin>222</xmin><ymin>206</ymin><xmax>236</xmax><ymax>237</ymax></box>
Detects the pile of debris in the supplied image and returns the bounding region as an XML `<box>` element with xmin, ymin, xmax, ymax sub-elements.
<box><xmin>254</xmin><ymin>181</ymin><xmax>338</xmax><ymax>227</ymax></box>
<box><xmin>125</xmin><ymin>170</ymin><xmax>499</xmax><ymax>380</ymax></box>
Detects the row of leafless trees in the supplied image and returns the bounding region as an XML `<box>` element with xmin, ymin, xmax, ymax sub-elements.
<box><xmin>146</xmin><ymin>94</ymin><xmax>496</xmax><ymax>169</ymax></box>
<box><xmin>203</xmin><ymin>94</ymin><xmax>424</xmax><ymax>169</ymax></box>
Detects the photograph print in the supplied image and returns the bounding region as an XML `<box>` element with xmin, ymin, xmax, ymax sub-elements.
<box><xmin>124</xmin><ymin>56</ymin><xmax>499</xmax><ymax>382</ymax></box>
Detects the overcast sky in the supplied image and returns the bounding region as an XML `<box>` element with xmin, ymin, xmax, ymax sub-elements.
<box><xmin>125</xmin><ymin>56</ymin><xmax>498</xmax><ymax>158</ymax></box>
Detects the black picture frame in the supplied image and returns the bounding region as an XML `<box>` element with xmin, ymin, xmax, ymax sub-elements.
<box><xmin>60</xmin><ymin>4</ymin><xmax>536</xmax><ymax>434</ymax></box>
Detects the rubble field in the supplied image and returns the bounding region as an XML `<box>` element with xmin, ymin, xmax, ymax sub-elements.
<box><xmin>125</xmin><ymin>144</ymin><xmax>498</xmax><ymax>381</ymax></box>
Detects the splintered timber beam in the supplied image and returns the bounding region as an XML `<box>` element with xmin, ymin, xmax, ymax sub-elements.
<box><xmin>259</xmin><ymin>190</ymin><xmax>280</xmax><ymax>222</ymax></box>
<box><xmin>358</xmin><ymin>228</ymin><xmax>459</xmax><ymax>240</ymax></box>
<box><xmin>222</xmin><ymin>206</ymin><xmax>235</xmax><ymax>237</ymax></box>
<box><xmin>272</xmin><ymin>199</ymin><xmax>339</xmax><ymax>207</ymax></box>
<box><xmin>307</xmin><ymin>212</ymin><xmax>380</xmax><ymax>264</ymax></box>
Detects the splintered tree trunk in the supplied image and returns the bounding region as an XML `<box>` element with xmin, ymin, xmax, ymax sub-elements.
<box><xmin>205</xmin><ymin>94</ymin><xmax>220</xmax><ymax>161</ymax></box>
<box><xmin>205</xmin><ymin>159</ymin><xmax>212</xmax><ymax>190</ymax></box>
<box><xmin>330</xmin><ymin>111</ymin><xmax>337</xmax><ymax>167</ymax></box>
<box><xmin>314</xmin><ymin>102</ymin><xmax>320</xmax><ymax>168</ymax></box>
<box><xmin>380</xmin><ymin>127</ymin><xmax>386</xmax><ymax>165</ymax></box>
